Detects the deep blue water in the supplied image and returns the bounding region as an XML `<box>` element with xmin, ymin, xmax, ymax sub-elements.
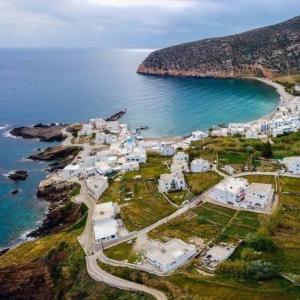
<box><xmin>0</xmin><ymin>48</ymin><xmax>279</xmax><ymax>248</ymax></box>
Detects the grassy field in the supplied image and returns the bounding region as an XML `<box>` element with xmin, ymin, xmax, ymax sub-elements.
<box><xmin>98</xmin><ymin>155</ymin><xmax>176</xmax><ymax>231</ymax></box>
<box><xmin>0</xmin><ymin>212</ymin><xmax>151</xmax><ymax>299</ymax></box>
<box><xmin>104</xmin><ymin>239</ymin><xmax>140</xmax><ymax>263</ymax></box>
<box><xmin>272</xmin><ymin>131</ymin><xmax>300</xmax><ymax>158</ymax></box>
<box><xmin>167</xmin><ymin>190</ymin><xmax>193</xmax><ymax>206</ymax></box>
<box><xmin>185</xmin><ymin>171</ymin><xmax>222</xmax><ymax>194</ymax></box>
<box><xmin>148</xmin><ymin>202</ymin><xmax>263</xmax><ymax>244</ymax></box>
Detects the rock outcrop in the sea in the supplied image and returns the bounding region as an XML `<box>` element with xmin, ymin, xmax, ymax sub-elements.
<box><xmin>28</xmin><ymin>145</ymin><xmax>82</xmax><ymax>172</ymax></box>
<box><xmin>10</xmin><ymin>123</ymin><xmax>68</xmax><ymax>142</ymax></box>
<box><xmin>138</xmin><ymin>16</ymin><xmax>300</xmax><ymax>78</ymax></box>
<box><xmin>8</xmin><ymin>170</ymin><xmax>28</xmax><ymax>181</ymax></box>
<box><xmin>28</xmin><ymin>178</ymin><xmax>85</xmax><ymax>238</ymax></box>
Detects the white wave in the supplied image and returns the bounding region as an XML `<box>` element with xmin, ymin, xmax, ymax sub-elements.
<box><xmin>3</xmin><ymin>130</ymin><xmax>17</xmax><ymax>138</ymax></box>
<box><xmin>0</xmin><ymin>124</ymin><xmax>9</xmax><ymax>130</ymax></box>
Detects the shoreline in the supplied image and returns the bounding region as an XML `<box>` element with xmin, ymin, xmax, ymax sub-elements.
<box><xmin>245</xmin><ymin>77</ymin><xmax>294</xmax><ymax>126</ymax></box>
<box><xmin>0</xmin><ymin>77</ymin><xmax>295</xmax><ymax>250</ymax></box>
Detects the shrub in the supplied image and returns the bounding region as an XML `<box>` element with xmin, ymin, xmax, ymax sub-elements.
<box><xmin>247</xmin><ymin>260</ymin><xmax>278</xmax><ymax>281</ymax></box>
<box><xmin>246</xmin><ymin>233</ymin><xmax>276</xmax><ymax>252</ymax></box>
<box><xmin>240</xmin><ymin>247</ymin><xmax>260</xmax><ymax>261</ymax></box>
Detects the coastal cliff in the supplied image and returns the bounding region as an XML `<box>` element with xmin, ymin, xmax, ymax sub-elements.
<box><xmin>138</xmin><ymin>16</ymin><xmax>300</xmax><ymax>78</ymax></box>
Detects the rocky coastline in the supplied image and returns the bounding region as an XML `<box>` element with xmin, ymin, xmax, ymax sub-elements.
<box><xmin>10</xmin><ymin>123</ymin><xmax>68</xmax><ymax>142</ymax></box>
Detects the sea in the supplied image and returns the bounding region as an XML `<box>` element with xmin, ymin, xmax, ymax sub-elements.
<box><xmin>0</xmin><ymin>47</ymin><xmax>279</xmax><ymax>249</ymax></box>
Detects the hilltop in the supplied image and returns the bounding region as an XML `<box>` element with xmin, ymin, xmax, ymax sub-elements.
<box><xmin>137</xmin><ymin>16</ymin><xmax>300</xmax><ymax>78</ymax></box>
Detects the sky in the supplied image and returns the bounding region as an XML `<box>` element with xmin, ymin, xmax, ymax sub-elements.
<box><xmin>0</xmin><ymin>0</ymin><xmax>299</xmax><ymax>48</ymax></box>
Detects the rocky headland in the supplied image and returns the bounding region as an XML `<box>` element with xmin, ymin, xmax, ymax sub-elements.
<box><xmin>28</xmin><ymin>178</ymin><xmax>85</xmax><ymax>238</ymax></box>
<box><xmin>138</xmin><ymin>16</ymin><xmax>300</xmax><ymax>79</ymax></box>
<box><xmin>29</xmin><ymin>145</ymin><xmax>82</xmax><ymax>172</ymax></box>
<box><xmin>10</xmin><ymin>123</ymin><xmax>68</xmax><ymax>142</ymax></box>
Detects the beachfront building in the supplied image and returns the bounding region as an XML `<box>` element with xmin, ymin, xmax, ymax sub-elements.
<box><xmin>210</xmin><ymin>177</ymin><xmax>249</xmax><ymax>206</ymax></box>
<box><xmin>190</xmin><ymin>159</ymin><xmax>210</xmax><ymax>173</ymax></box>
<box><xmin>106</xmin><ymin>121</ymin><xmax>121</xmax><ymax>134</ymax></box>
<box><xmin>283</xmin><ymin>156</ymin><xmax>300</xmax><ymax>175</ymax></box>
<box><xmin>160</xmin><ymin>143</ymin><xmax>175</xmax><ymax>156</ymax></box>
<box><xmin>78</xmin><ymin>124</ymin><xmax>94</xmax><ymax>136</ymax></box>
<box><xmin>244</xmin><ymin>183</ymin><xmax>274</xmax><ymax>208</ymax></box>
<box><xmin>92</xmin><ymin>202</ymin><xmax>119</xmax><ymax>244</ymax></box>
<box><xmin>173</xmin><ymin>152</ymin><xmax>189</xmax><ymax>164</ymax></box>
<box><xmin>145</xmin><ymin>239</ymin><xmax>197</xmax><ymax>273</ymax></box>
<box><xmin>191</xmin><ymin>130</ymin><xmax>208</xmax><ymax>141</ymax></box>
<box><xmin>125</xmin><ymin>147</ymin><xmax>147</xmax><ymax>164</ymax></box>
<box><xmin>121</xmin><ymin>161</ymin><xmax>139</xmax><ymax>173</ymax></box>
<box><xmin>210</xmin><ymin>128</ymin><xmax>228</xmax><ymax>137</ymax></box>
<box><xmin>85</xmin><ymin>175</ymin><xmax>108</xmax><ymax>200</ymax></box>
<box><xmin>61</xmin><ymin>164</ymin><xmax>81</xmax><ymax>179</ymax></box>
<box><xmin>92</xmin><ymin>118</ymin><xmax>107</xmax><ymax>130</ymax></box>
<box><xmin>171</xmin><ymin>162</ymin><xmax>189</xmax><ymax>174</ymax></box>
<box><xmin>158</xmin><ymin>173</ymin><xmax>186</xmax><ymax>193</ymax></box>
<box><xmin>245</xmin><ymin>129</ymin><xmax>258</xmax><ymax>139</ymax></box>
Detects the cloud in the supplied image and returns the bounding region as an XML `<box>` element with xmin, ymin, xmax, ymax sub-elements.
<box><xmin>0</xmin><ymin>0</ymin><xmax>299</xmax><ymax>47</ymax></box>
<box><xmin>88</xmin><ymin>0</ymin><xmax>195</xmax><ymax>9</ymax></box>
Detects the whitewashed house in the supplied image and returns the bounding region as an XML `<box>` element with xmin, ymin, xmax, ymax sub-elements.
<box><xmin>191</xmin><ymin>130</ymin><xmax>208</xmax><ymax>141</ymax></box>
<box><xmin>158</xmin><ymin>173</ymin><xmax>186</xmax><ymax>193</ymax></box>
<box><xmin>92</xmin><ymin>202</ymin><xmax>119</xmax><ymax>244</ymax></box>
<box><xmin>210</xmin><ymin>128</ymin><xmax>228</xmax><ymax>137</ymax></box>
<box><xmin>106</xmin><ymin>121</ymin><xmax>121</xmax><ymax>134</ymax></box>
<box><xmin>245</xmin><ymin>129</ymin><xmax>258</xmax><ymax>139</ymax></box>
<box><xmin>210</xmin><ymin>177</ymin><xmax>248</xmax><ymax>206</ymax></box>
<box><xmin>160</xmin><ymin>143</ymin><xmax>175</xmax><ymax>156</ymax></box>
<box><xmin>95</xmin><ymin>132</ymin><xmax>117</xmax><ymax>145</ymax></box>
<box><xmin>78</xmin><ymin>124</ymin><xmax>94</xmax><ymax>136</ymax></box>
<box><xmin>121</xmin><ymin>161</ymin><xmax>139</xmax><ymax>173</ymax></box>
<box><xmin>283</xmin><ymin>156</ymin><xmax>300</xmax><ymax>175</ymax></box>
<box><xmin>85</xmin><ymin>175</ymin><xmax>108</xmax><ymax>200</ymax></box>
<box><xmin>173</xmin><ymin>152</ymin><xmax>189</xmax><ymax>164</ymax></box>
<box><xmin>95</xmin><ymin>162</ymin><xmax>113</xmax><ymax>175</ymax></box>
<box><xmin>126</xmin><ymin>147</ymin><xmax>147</xmax><ymax>163</ymax></box>
<box><xmin>82</xmin><ymin>166</ymin><xmax>98</xmax><ymax>178</ymax></box>
<box><xmin>203</xmin><ymin>244</ymin><xmax>236</xmax><ymax>269</ymax></box>
<box><xmin>190</xmin><ymin>159</ymin><xmax>210</xmax><ymax>173</ymax></box>
<box><xmin>61</xmin><ymin>164</ymin><xmax>81</xmax><ymax>179</ymax></box>
<box><xmin>146</xmin><ymin>239</ymin><xmax>196</xmax><ymax>273</ymax></box>
<box><xmin>224</xmin><ymin>165</ymin><xmax>235</xmax><ymax>175</ymax></box>
<box><xmin>171</xmin><ymin>162</ymin><xmax>189</xmax><ymax>174</ymax></box>
<box><xmin>93</xmin><ymin>118</ymin><xmax>107</xmax><ymax>130</ymax></box>
<box><xmin>244</xmin><ymin>183</ymin><xmax>274</xmax><ymax>208</ymax></box>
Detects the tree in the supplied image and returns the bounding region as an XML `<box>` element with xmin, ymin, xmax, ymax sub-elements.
<box><xmin>247</xmin><ymin>260</ymin><xmax>278</xmax><ymax>281</ymax></box>
<box><xmin>246</xmin><ymin>233</ymin><xmax>276</xmax><ymax>252</ymax></box>
<box><xmin>262</xmin><ymin>142</ymin><xmax>273</xmax><ymax>158</ymax></box>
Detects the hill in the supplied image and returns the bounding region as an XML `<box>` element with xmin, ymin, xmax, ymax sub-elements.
<box><xmin>137</xmin><ymin>16</ymin><xmax>300</xmax><ymax>78</ymax></box>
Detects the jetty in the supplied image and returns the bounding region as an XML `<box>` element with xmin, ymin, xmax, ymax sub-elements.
<box><xmin>105</xmin><ymin>109</ymin><xmax>127</xmax><ymax>122</ymax></box>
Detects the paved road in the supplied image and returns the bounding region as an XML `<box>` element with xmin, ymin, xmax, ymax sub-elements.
<box><xmin>86</xmin><ymin>254</ymin><xmax>168</xmax><ymax>300</ymax></box>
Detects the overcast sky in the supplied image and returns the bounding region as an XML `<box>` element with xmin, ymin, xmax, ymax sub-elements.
<box><xmin>1</xmin><ymin>0</ymin><xmax>299</xmax><ymax>48</ymax></box>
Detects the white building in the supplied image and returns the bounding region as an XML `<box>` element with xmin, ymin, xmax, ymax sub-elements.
<box><xmin>93</xmin><ymin>118</ymin><xmax>107</xmax><ymax>130</ymax></box>
<box><xmin>82</xmin><ymin>166</ymin><xmax>98</xmax><ymax>178</ymax></box>
<box><xmin>210</xmin><ymin>178</ymin><xmax>249</xmax><ymax>206</ymax></box>
<box><xmin>210</xmin><ymin>128</ymin><xmax>228</xmax><ymax>137</ymax></box>
<box><xmin>78</xmin><ymin>124</ymin><xmax>94</xmax><ymax>136</ymax></box>
<box><xmin>191</xmin><ymin>130</ymin><xmax>208</xmax><ymax>141</ymax></box>
<box><xmin>106</xmin><ymin>121</ymin><xmax>121</xmax><ymax>133</ymax></box>
<box><xmin>224</xmin><ymin>165</ymin><xmax>235</xmax><ymax>175</ymax></box>
<box><xmin>190</xmin><ymin>159</ymin><xmax>210</xmax><ymax>173</ymax></box>
<box><xmin>125</xmin><ymin>147</ymin><xmax>147</xmax><ymax>163</ymax></box>
<box><xmin>244</xmin><ymin>183</ymin><xmax>274</xmax><ymax>208</ymax></box>
<box><xmin>85</xmin><ymin>175</ymin><xmax>108</xmax><ymax>200</ymax></box>
<box><xmin>95</xmin><ymin>162</ymin><xmax>113</xmax><ymax>175</ymax></box>
<box><xmin>61</xmin><ymin>164</ymin><xmax>81</xmax><ymax>179</ymax></box>
<box><xmin>160</xmin><ymin>143</ymin><xmax>175</xmax><ymax>156</ymax></box>
<box><xmin>121</xmin><ymin>161</ymin><xmax>139</xmax><ymax>173</ymax></box>
<box><xmin>283</xmin><ymin>156</ymin><xmax>300</xmax><ymax>175</ymax></box>
<box><xmin>171</xmin><ymin>162</ymin><xmax>189</xmax><ymax>174</ymax></box>
<box><xmin>158</xmin><ymin>173</ymin><xmax>186</xmax><ymax>193</ymax></box>
<box><xmin>95</xmin><ymin>132</ymin><xmax>117</xmax><ymax>145</ymax></box>
<box><xmin>173</xmin><ymin>152</ymin><xmax>189</xmax><ymax>164</ymax></box>
<box><xmin>203</xmin><ymin>244</ymin><xmax>236</xmax><ymax>269</ymax></box>
<box><xmin>146</xmin><ymin>239</ymin><xmax>196</xmax><ymax>273</ymax></box>
<box><xmin>93</xmin><ymin>202</ymin><xmax>119</xmax><ymax>243</ymax></box>
<box><xmin>245</xmin><ymin>129</ymin><xmax>258</xmax><ymax>139</ymax></box>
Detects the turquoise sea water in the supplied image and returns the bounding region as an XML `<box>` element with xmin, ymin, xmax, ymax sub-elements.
<box><xmin>0</xmin><ymin>48</ymin><xmax>279</xmax><ymax>248</ymax></box>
